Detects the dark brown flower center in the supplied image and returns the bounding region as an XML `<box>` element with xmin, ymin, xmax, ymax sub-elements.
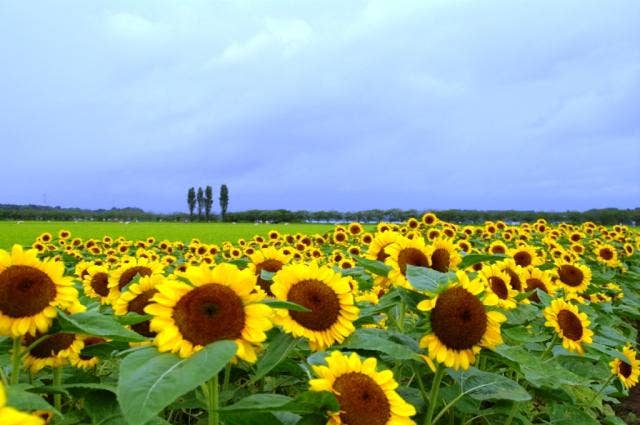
<box><xmin>333</xmin><ymin>372</ymin><xmax>391</xmax><ymax>425</ymax></box>
<box><xmin>513</xmin><ymin>251</ymin><xmax>532</xmax><ymax>267</ymax></box>
<box><xmin>557</xmin><ymin>265</ymin><xmax>584</xmax><ymax>287</ymax></box>
<box><xmin>26</xmin><ymin>332</ymin><xmax>75</xmax><ymax>358</ymax></box>
<box><xmin>90</xmin><ymin>272</ymin><xmax>110</xmax><ymax>297</ymax></box>
<box><xmin>118</xmin><ymin>266</ymin><xmax>153</xmax><ymax>290</ymax></box>
<box><xmin>0</xmin><ymin>265</ymin><xmax>57</xmax><ymax>318</ymax></box>
<box><xmin>287</xmin><ymin>279</ymin><xmax>341</xmax><ymax>331</ymax></box>
<box><xmin>488</xmin><ymin>276</ymin><xmax>509</xmax><ymax>299</ymax></box>
<box><xmin>619</xmin><ymin>361</ymin><xmax>633</xmax><ymax>378</ymax></box>
<box><xmin>255</xmin><ymin>259</ymin><xmax>283</xmax><ymax>296</ymax></box>
<box><xmin>128</xmin><ymin>289</ymin><xmax>157</xmax><ymax>337</ymax></box>
<box><xmin>491</xmin><ymin>246</ymin><xmax>506</xmax><ymax>254</ymax></box>
<box><xmin>557</xmin><ymin>310</ymin><xmax>583</xmax><ymax>341</ymax></box>
<box><xmin>375</xmin><ymin>246</ymin><xmax>389</xmax><ymax>262</ymax></box>
<box><xmin>397</xmin><ymin>248</ymin><xmax>429</xmax><ymax>275</ymax></box>
<box><xmin>430</xmin><ymin>248</ymin><xmax>450</xmax><ymax>273</ymax></box>
<box><xmin>505</xmin><ymin>268</ymin><xmax>522</xmax><ymax>291</ymax></box>
<box><xmin>599</xmin><ymin>248</ymin><xmax>614</xmax><ymax>261</ymax></box>
<box><xmin>172</xmin><ymin>284</ymin><xmax>246</xmax><ymax>346</ymax></box>
<box><xmin>431</xmin><ymin>287</ymin><xmax>487</xmax><ymax>350</ymax></box>
<box><xmin>525</xmin><ymin>278</ymin><xmax>548</xmax><ymax>302</ymax></box>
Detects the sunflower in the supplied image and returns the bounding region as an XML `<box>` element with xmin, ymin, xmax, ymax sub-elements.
<box><xmin>520</xmin><ymin>267</ymin><xmax>555</xmax><ymax>302</ymax></box>
<box><xmin>418</xmin><ymin>271</ymin><xmax>505</xmax><ymax>370</ymax></box>
<box><xmin>487</xmin><ymin>240</ymin><xmax>508</xmax><ymax>255</ymax></box>
<box><xmin>22</xmin><ymin>331</ymin><xmax>85</xmax><ymax>373</ymax></box>
<box><xmin>478</xmin><ymin>265</ymin><xmax>518</xmax><ymax>309</ymax></box>
<box><xmin>367</xmin><ymin>232</ymin><xmax>402</xmax><ymax>264</ymax></box>
<box><xmin>271</xmin><ymin>262</ymin><xmax>359</xmax><ymax>351</ymax></box>
<box><xmin>554</xmin><ymin>261</ymin><xmax>591</xmax><ymax>294</ymax></box>
<box><xmin>247</xmin><ymin>247</ymin><xmax>292</xmax><ymax>296</ymax></box>
<box><xmin>309</xmin><ymin>351</ymin><xmax>416</xmax><ymax>425</ymax></box>
<box><xmin>611</xmin><ymin>345</ymin><xmax>640</xmax><ymax>389</ymax></box>
<box><xmin>543</xmin><ymin>299</ymin><xmax>593</xmax><ymax>355</ymax></box>
<box><xmin>427</xmin><ymin>239</ymin><xmax>461</xmax><ymax>273</ymax></box>
<box><xmin>145</xmin><ymin>263</ymin><xmax>273</xmax><ymax>361</ymax></box>
<box><xmin>108</xmin><ymin>257</ymin><xmax>164</xmax><ymax>302</ymax></box>
<box><xmin>0</xmin><ymin>382</ymin><xmax>45</xmax><ymax>425</ymax></box>
<box><xmin>71</xmin><ymin>336</ymin><xmax>106</xmax><ymax>369</ymax></box>
<box><xmin>384</xmin><ymin>237</ymin><xmax>430</xmax><ymax>288</ymax></box>
<box><xmin>81</xmin><ymin>264</ymin><xmax>112</xmax><ymax>304</ymax></box>
<box><xmin>0</xmin><ymin>245</ymin><xmax>78</xmax><ymax>337</ymax></box>
<box><xmin>348</xmin><ymin>222</ymin><xmax>364</xmax><ymax>236</ymax></box>
<box><xmin>508</xmin><ymin>245</ymin><xmax>542</xmax><ymax>268</ymax></box>
<box><xmin>113</xmin><ymin>274</ymin><xmax>165</xmax><ymax>338</ymax></box>
<box><xmin>421</xmin><ymin>212</ymin><xmax>438</xmax><ymax>226</ymax></box>
<box><xmin>595</xmin><ymin>244</ymin><xmax>620</xmax><ymax>267</ymax></box>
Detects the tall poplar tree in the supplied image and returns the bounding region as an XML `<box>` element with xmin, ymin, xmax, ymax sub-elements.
<box><xmin>204</xmin><ymin>185</ymin><xmax>213</xmax><ymax>221</ymax></box>
<box><xmin>187</xmin><ymin>187</ymin><xmax>196</xmax><ymax>220</ymax></box>
<box><xmin>219</xmin><ymin>184</ymin><xmax>229</xmax><ymax>222</ymax></box>
<box><xmin>196</xmin><ymin>187</ymin><xmax>204</xmax><ymax>220</ymax></box>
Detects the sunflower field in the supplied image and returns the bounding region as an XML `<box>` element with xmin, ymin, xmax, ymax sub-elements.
<box><xmin>1</xmin><ymin>215</ymin><xmax>639</xmax><ymax>425</ymax></box>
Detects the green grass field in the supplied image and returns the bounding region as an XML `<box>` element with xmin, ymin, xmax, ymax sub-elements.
<box><xmin>0</xmin><ymin>221</ymin><xmax>338</xmax><ymax>249</ymax></box>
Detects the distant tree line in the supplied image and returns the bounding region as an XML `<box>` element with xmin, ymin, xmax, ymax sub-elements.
<box><xmin>0</xmin><ymin>204</ymin><xmax>638</xmax><ymax>225</ymax></box>
<box><xmin>186</xmin><ymin>184</ymin><xmax>228</xmax><ymax>222</ymax></box>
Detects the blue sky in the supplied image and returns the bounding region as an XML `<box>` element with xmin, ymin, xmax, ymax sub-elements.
<box><xmin>1</xmin><ymin>0</ymin><xmax>639</xmax><ymax>213</ymax></box>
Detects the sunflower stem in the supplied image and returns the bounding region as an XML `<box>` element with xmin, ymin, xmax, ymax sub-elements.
<box><xmin>10</xmin><ymin>336</ymin><xmax>22</xmax><ymax>385</ymax></box>
<box><xmin>207</xmin><ymin>373</ymin><xmax>219</xmax><ymax>425</ymax></box>
<box><xmin>541</xmin><ymin>334</ymin><xmax>558</xmax><ymax>360</ymax></box>
<box><xmin>53</xmin><ymin>367</ymin><xmax>62</xmax><ymax>412</ymax></box>
<box><xmin>223</xmin><ymin>363</ymin><xmax>231</xmax><ymax>392</ymax></box>
<box><xmin>425</xmin><ymin>364</ymin><xmax>446</xmax><ymax>425</ymax></box>
<box><xmin>588</xmin><ymin>374</ymin><xmax>615</xmax><ymax>406</ymax></box>
<box><xmin>397</xmin><ymin>300</ymin><xmax>406</xmax><ymax>332</ymax></box>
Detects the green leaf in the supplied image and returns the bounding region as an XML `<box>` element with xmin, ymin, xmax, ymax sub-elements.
<box><xmin>405</xmin><ymin>265</ymin><xmax>454</xmax><ymax>293</ymax></box>
<box><xmin>457</xmin><ymin>254</ymin><xmax>506</xmax><ymax>269</ymax></box>
<box><xmin>116</xmin><ymin>312</ymin><xmax>152</xmax><ymax>326</ymax></box>
<box><xmin>80</xmin><ymin>341</ymin><xmax>131</xmax><ymax>358</ymax></box>
<box><xmin>548</xmin><ymin>402</ymin><xmax>599</xmax><ymax>425</ymax></box>
<box><xmin>260</xmin><ymin>269</ymin><xmax>276</xmax><ymax>281</ymax></box>
<box><xmin>220</xmin><ymin>412</ymin><xmax>285</xmax><ymax>425</ymax></box>
<box><xmin>493</xmin><ymin>345</ymin><xmax>589</xmax><ymax>388</ymax></box>
<box><xmin>355</xmin><ymin>256</ymin><xmax>391</xmax><ymax>277</ymax></box>
<box><xmin>261</xmin><ymin>299</ymin><xmax>311</xmax><ymax>312</ymax></box>
<box><xmin>6</xmin><ymin>384</ymin><xmax>58</xmax><ymax>416</ymax></box>
<box><xmin>221</xmin><ymin>394</ymin><xmax>292</xmax><ymax>412</ymax></box>
<box><xmin>284</xmin><ymin>391</ymin><xmax>339</xmax><ymax>415</ymax></box>
<box><xmin>448</xmin><ymin>367</ymin><xmax>531</xmax><ymax>401</ymax></box>
<box><xmin>83</xmin><ymin>389</ymin><xmax>127</xmax><ymax>425</ymax></box>
<box><xmin>117</xmin><ymin>341</ymin><xmax>236</xmax><ymax>425</ymax></box>
<box><xmin>502</xmin><ymin>326</ymin><xmax>551</xmax><ymax>343</ymax></box>
<box><xmin>251</xmin><ymin>332</ymin><xmax>298</xmax><ymax>383</ymax></box>
<box><xmin>58</xmin><ymin>310</ymin><xmax>146</xmax><ymax>342</ymax></box>
<box><xmin>220</xmin><ymin>391</ymin><xmax>338</xmax><ymax>415</ymax></box>
<box><xmin>338</xmin><ymin>328</ymin><xmax>421</xmax><ymax>361</ymax></box>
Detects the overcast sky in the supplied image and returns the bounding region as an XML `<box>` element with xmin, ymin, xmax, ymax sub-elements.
<box><xmin>1</xmin><ymin>0</ymin><xmax>639</xmax><ymax>213</ymax></box>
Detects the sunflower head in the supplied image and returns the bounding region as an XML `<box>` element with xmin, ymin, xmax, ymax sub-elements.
<box><xmin>543</xmin><ymin>298</ymin><xmax>593</xmax><ymax>355</ymax></box>
<box><xmin>309</xmin><ymin>351</ymin><xmax>416</xmax><ymax>425</ymax></box>
<box><xmin>418</xmin><ymin>271</ymin><xmax>505</xmax><ymax>370</ymax></box>
<box><xmin>271</xmin><ymin>262</ymin><xmax>359</xmax><ymax>351</ymax></box>
<box><xmin>384</xmin><ymin>236</ymin><xmax>430</xmax><ymax>288</ymax></box>
<box><xmin>23</xmin><ymin>331</ymin><xmax>85</xmax><ymax>373</ymax></box>
<box><xmin>611</xmin><ymin>345</ymin><xmax>640</xmax><ymax>389</ymax></box>
<box><xmin>0</xmin><ymin>245</ymin><xmax>78</xmax><ymax>337</ymax></box>
<box><xmin>428</xmin><ymin>239</ymin><xmax>461</xmax><ymax>273</ymax></box>
<box><xmin>108</xmin><ymin>257</ymin><xmax>164</xmax><ymax>302</ymax></box>
<box><xmin>146</xmin><ymin>263</ymin><xmax>273</xmax><ymax>361</ymax></box>
<box><xmin>248</xmin><ymin>247</ymin><xmax>292</xmax><ymax>296</ymax></box>
<box><xmin>554</xmin><ymin>261</ymin><xmax>592</xmax><ymax>293</ymax></box>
